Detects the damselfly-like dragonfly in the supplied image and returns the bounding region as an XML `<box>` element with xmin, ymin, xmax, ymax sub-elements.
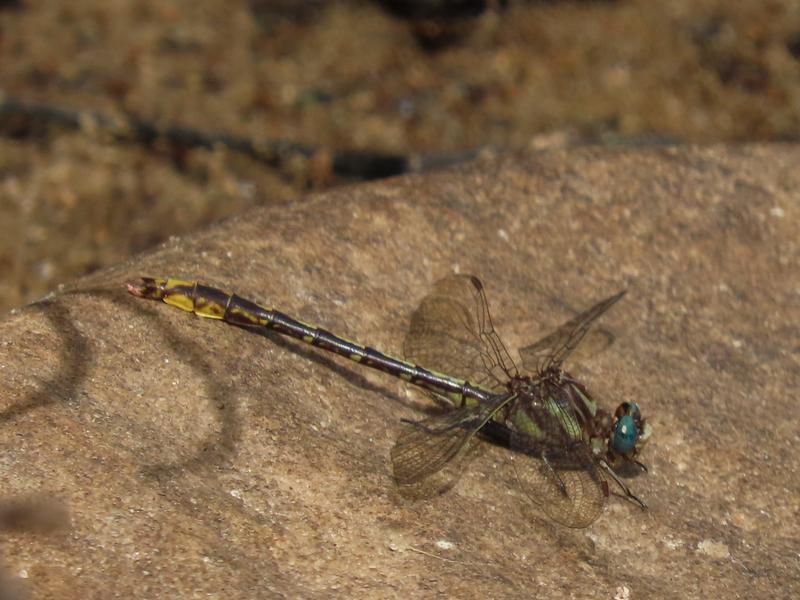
<box><xmin>127</xmin><ymin>275</ymin><xmax>650</xmax><ymax>527</ymax></box>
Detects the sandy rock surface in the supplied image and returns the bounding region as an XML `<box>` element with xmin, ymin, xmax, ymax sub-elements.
<box><xmin>1</xmin><ymin>145</ymin><xmax>798</xmax><ymax>598</ymax></box>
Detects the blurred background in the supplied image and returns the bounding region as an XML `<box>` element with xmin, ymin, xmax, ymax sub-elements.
<box><xmin>1</xmin><ymin>0</ymin><xmax>799</xmax><ymax>314</ymax></box>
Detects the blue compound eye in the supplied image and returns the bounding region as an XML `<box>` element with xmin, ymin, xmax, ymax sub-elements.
<box><xmin>612</xmin><ymin>414</ymin><xmax>638</xmax><ymax>454</ymax></box>
<box><xmin>627</xmin><ymin>402</ymin><xmax>641</xmax><ymax>421</ymax></box>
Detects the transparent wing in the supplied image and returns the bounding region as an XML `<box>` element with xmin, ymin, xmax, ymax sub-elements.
<box><xmin>502</xmin><ymin>381</ymin><xmax>606</xmax><ymax>527</ymax></box>
<box><xmin>567</xmin><ymin>327</ymin><xmax>616</xmax><ymax>364</ymax></box>
<box><xmin>391</xmin><ymin>394</ymin><xmax>513</xmax><ymax>485</ymax></box>
<box><xmin>509</xmin><ymin>444</ymin><xmax>606</xmax><ymax>528</ymax></box>
<box><xmin>393</xmin><ymin>436</ymin><xmax>483</xmax><ymax>500</ymax></box>
<box><xmin>519</xmin><ymin>290</ymin><xmax>625</xmax><ymax>374</ymax></box>
<box><xmin>404</xmin><ymin>275</ymin><xmax>517</xmax><ymax>393</ymax></box>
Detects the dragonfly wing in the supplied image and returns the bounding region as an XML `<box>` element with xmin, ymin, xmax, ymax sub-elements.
<box><xmin>568</xmin><ymin>327</ymin><xmax>616</xmax><ymax>363</ymax></box>
<box><xmin>509</xmin><ymin>445</ymin><xmax>606</xmax><ymax>528</ymax></box>
<box><xmin>518</xmin><ymin>290</ymin><xmax>625</xmax><ymax>374</ymax></box>
<box><xmin>404</xmin><ymin>275</ymin><xmax>517</xmax><ymax>393</ymax></box>
<box><xmin>391</xmin><ymin>395</ymin><xmax>513</xmax><ymax>485</ymax></box>
<box><xmin>503</xmin><ymin>382</ymin><xmax>606</xmax><ymax>527</ymax></box>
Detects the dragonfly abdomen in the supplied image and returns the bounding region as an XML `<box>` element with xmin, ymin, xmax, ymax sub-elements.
<box><xmin>128</xmin><ymin>278</ymin><xmax>492</xmax><ymax>406</ymax></box>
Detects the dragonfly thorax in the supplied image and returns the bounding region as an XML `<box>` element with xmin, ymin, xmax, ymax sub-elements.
<box><xmin>507</xmin><ymin>367</ymin><xmax>650</xmax><ymax>471</ymax></box>
<box><xmin>506</xmin><ymin>373</ymin><xmax>539</xmax><ymax>396</ymax></box>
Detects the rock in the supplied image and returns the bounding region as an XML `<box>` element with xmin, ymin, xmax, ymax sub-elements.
<box><xmin>1</xmin><ymin>145</ymin><xmax>798</xmax><ymax>597</ymax></box>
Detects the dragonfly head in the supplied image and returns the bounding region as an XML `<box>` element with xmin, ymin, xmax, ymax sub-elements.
<box><xmin>609</xmin><ymin>401</ymin><xmax>651</xmax><ymax>462</ymax></box>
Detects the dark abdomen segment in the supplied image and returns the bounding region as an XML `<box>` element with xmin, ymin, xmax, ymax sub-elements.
<box><xmin>127</xmin><ymin>277</ymin><xmax>494</xmax><ymax>406</ymax></box>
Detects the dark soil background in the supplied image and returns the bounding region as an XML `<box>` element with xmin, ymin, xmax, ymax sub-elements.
<box><xmin>2</xmin><ymin>0</ymin><xmax>799</xmax><ymax>313</ymax></box>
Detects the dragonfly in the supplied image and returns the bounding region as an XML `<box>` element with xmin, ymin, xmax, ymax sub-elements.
<box><xmin>127</xmin><ymin>275</ymin><xmax>651</xmax><ymax>527</ymax></box>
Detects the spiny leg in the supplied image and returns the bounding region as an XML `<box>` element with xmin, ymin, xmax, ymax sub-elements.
<box><xmin>599</xmin><ymin>460</ymin><xmax>647</xmax><ymax>509</ymax></box>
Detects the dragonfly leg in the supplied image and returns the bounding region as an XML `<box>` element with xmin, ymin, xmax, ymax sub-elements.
<box><xmin>599</xmin><ymin>460</ymin><xmax>647</xmax><ymax>510</ymax></box>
